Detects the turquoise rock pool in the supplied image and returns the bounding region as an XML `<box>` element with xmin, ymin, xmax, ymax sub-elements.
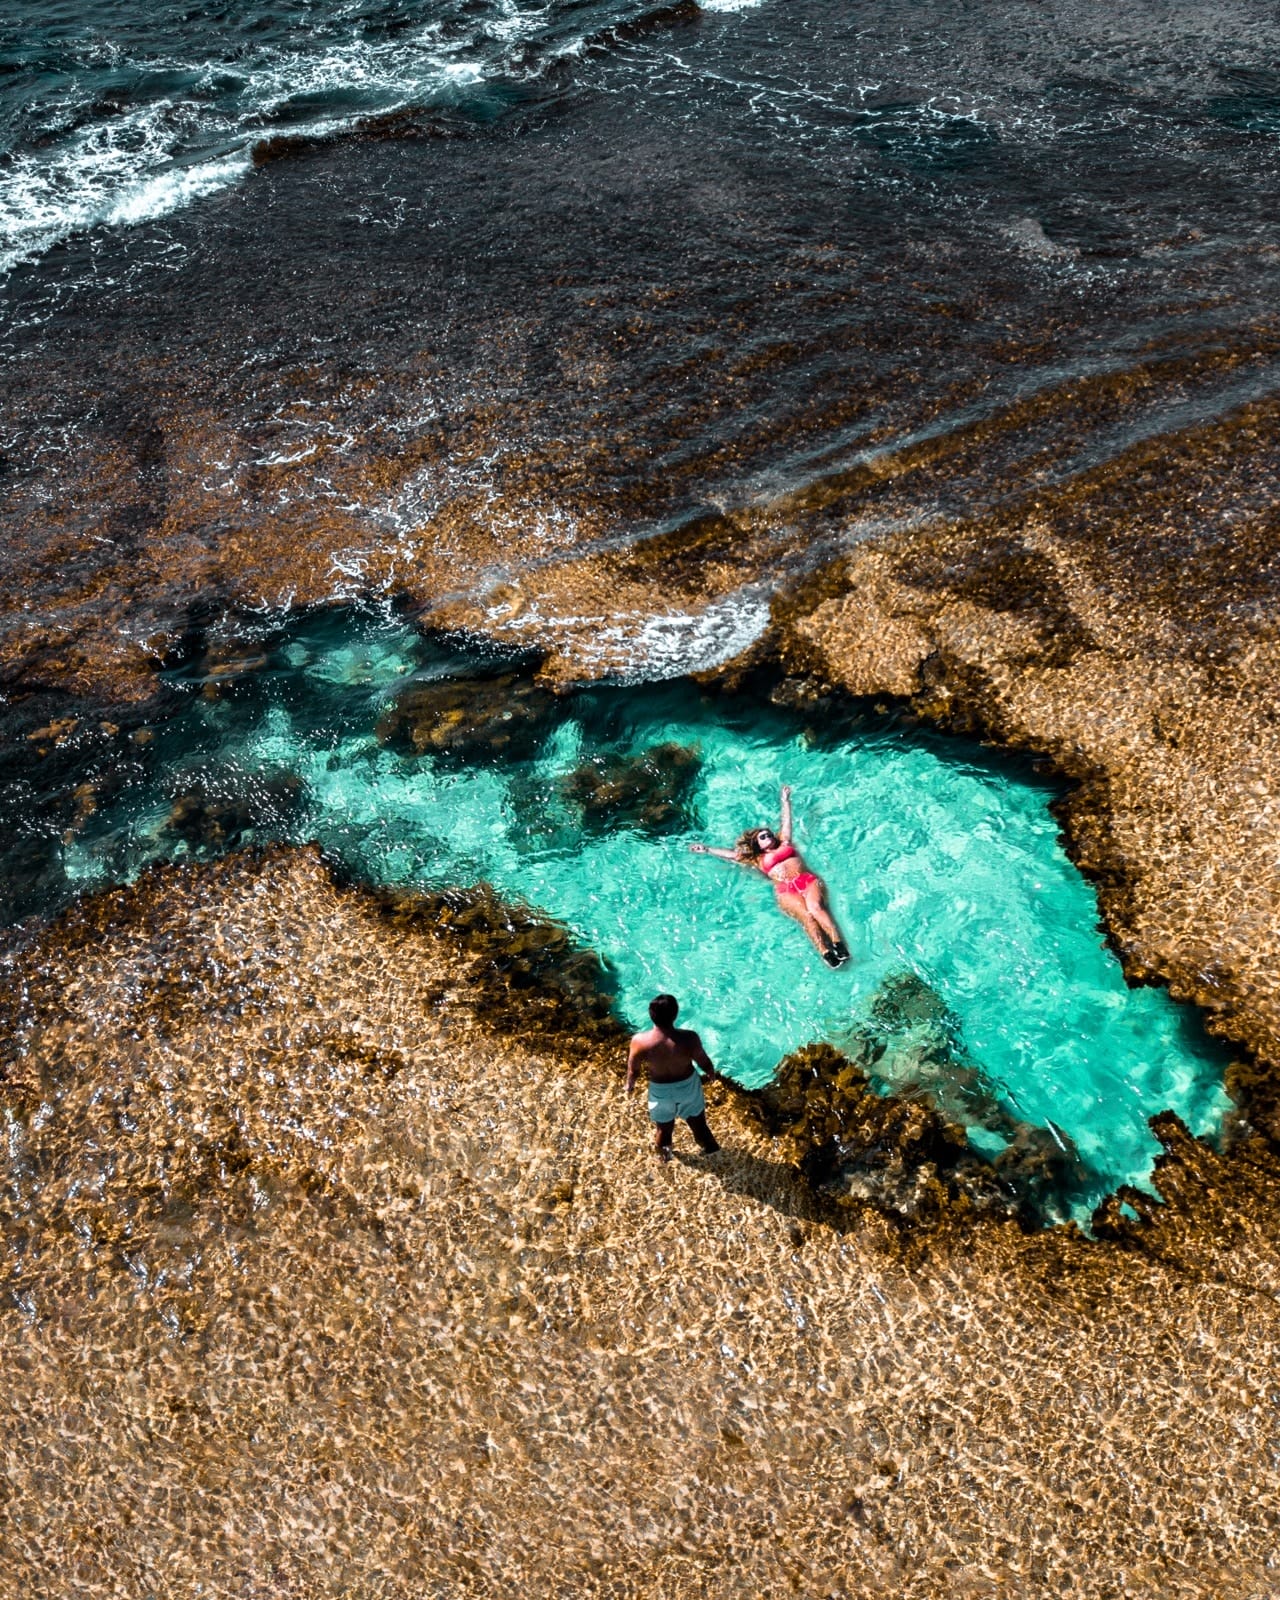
<box><xmin>61</xmin><ymin>612</ymin><xmax>1231</xmax><ymax>1219</ymax></box>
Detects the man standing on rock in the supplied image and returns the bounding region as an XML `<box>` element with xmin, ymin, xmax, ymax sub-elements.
<box><xmin>626</xmin><ymin>994</ymin><xmax>721</xmax><ymax>1162</ymax></box>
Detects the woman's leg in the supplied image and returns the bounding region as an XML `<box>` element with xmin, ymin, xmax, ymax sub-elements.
<box><xmin>804</xmin><ymin>878</ymin><xmax>845</xmax><ymax>948</ymax></box>
<box><xmin>775</xmin><ymin>889</ymin><xmax>830</xmax><ymax>954</ymax></box>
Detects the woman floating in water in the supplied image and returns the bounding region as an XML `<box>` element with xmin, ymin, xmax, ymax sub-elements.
<box><xmin>689</xmin><ymin>784</ymin><xmax>850</xmax><ymax>968</ymax></box>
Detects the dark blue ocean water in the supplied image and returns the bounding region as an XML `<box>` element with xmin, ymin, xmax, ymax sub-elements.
<box><xmin>4</xmin><ymin>0</ymin><xmax>1280</xmax><ymax>282</ymax></box>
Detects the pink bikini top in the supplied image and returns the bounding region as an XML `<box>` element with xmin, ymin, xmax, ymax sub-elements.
<box><xmin>759</xmin><ymin>842</ymin><xmax>797</xmax><ymax>875</ymax></box>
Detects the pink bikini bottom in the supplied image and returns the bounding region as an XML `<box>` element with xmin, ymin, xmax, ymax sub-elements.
<box><xmin>775</xmin><ymin>872</ymin><xmax>818</xmax><ymax>896</ymax></box>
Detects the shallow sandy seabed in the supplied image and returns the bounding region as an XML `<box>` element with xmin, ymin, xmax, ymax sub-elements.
<box><xmin>3</xmin><ymin>847</ymin><xmax>1280</xmax><ymax>1600</ymax></box>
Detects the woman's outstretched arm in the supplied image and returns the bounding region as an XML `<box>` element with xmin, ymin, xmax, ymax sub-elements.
<box><xmin>780</xmin><ymin>784</ymin><xmax>793</xmax><ymax>843</ymax></box>
<box><xmin>688</xmin><ymin>843</ymin><xmax>744</xmax><ymax>863</ymax></box>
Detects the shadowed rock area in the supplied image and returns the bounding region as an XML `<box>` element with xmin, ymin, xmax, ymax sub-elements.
<box><xmin>163</xmin><ymin>765</ymin><xmax>306</xmax><ymax>851</ymax></box>
<box><xmin>3</xmin><ymin>846</ymin><xmax>1280</xmax><ymax>1598</ymax></box>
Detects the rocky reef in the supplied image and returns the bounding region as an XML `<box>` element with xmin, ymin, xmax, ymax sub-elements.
<box><xmin>731</xmin><ymin>972</ymin><xmax>1096</xmax><ymax>1228</ymax></box>
<box><xmin>5</xmin><ymin>257</ymin><xmax>1280</xmax><ymax>1598</ymax></box>
<box><xmin>376</xmin><ymin>668</ymin><xmax>559</xmax><ymax>761</ymax></box>
<box><xmin>766</xmin><ymin>401</ymin><xmax>1280</xmax><ymax>1148</ymax></box>
<box><xmin>163</xmin><ymin>765</ymin><xmax>306</xmax><ymax>851</ymax></box>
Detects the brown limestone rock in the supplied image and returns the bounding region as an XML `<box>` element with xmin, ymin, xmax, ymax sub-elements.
<box><xmin>5</xmin><ymin>848</ymin><xmax>1280</xmax><ymax>1598</ymax></box>
<box><xmin>368</xmin><ymin>877</ymin><xmax>621</xmax><ymax>1047</ymax></box>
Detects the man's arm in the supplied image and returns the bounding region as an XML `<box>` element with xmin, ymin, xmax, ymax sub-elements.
<box><xmin>690</xmin><ymin>1032</ymin><xmax>718</xmax><ymax>1080</ymax></box>
<box><xmin>625</xmin><ymin>1038</ymin><xmax>642</xmax><ymax>1096</ymax></box>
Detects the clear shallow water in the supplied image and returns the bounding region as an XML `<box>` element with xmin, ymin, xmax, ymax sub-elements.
<box><xmin>59</xmin><ymin>612</ymin><xmax>1231</xmax><ymax>1218</ymax></box>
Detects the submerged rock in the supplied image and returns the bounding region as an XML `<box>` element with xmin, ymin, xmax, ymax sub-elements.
<box><xmin>735</xmin><ymin>1031</ymin><xmax>1095</xmax><ymax>1227</ymax></box>
<box><xmin>867</xmin><ymin>971</ymin><xmax>1022</xmax><ymax>1140</ymax></box>
<box><xmin>164</xmin><ymin>767</ymin><xmax>305</xmax><ymax>851</ymax></box>
<box><xmin>734</xmin><ymin>1041</ymin><xmax>994</xmax><ymax>1223</ymax></box>
<box><xmin>869</xmin><ymin>970</ymin><xmax>956</xmax><ymax>1034</ymax></box>
<box><xmin>993</xmin><ymin>1120</ymin><xmax>1094</xmax><ymax>1218</ymax></box>
<box><xmin>376</xmin><ymin>671</ymin><xmax>558</xmax><ymax>761</ymax></box>
<box><xmin>558</xmin><ymin>741</ymin><xmax>701</xmax><ymax>835</ymax></box>
<box><xmin>864</xmin><ymin>971</ymin><xmax>1098</xmax><ymax>1218</ymax></box>
<box><xmin>372</xmin><ymin>879</ymin><xmax>620</xmax><ymax>1045</ymax></box>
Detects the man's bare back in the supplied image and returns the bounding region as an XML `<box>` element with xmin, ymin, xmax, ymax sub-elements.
<box><xmin>626</xmin><ymin>1024</ymin><xmax>713</xmax><ymax>1085</ymax></box>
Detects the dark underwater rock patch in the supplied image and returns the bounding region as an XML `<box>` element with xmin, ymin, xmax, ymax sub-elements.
<box><xmin>368</xmin><ymin>876</ymin><xmax>621</xmax><ymax>1047</ymax></box>
<box><xmin>163</xmin><ymin>766</ymin><xmax>306</xmax><ymax>851</ymax></box>
<box><xmin>558</xmin><ymin>741</ymin><xmax>701</xmax><ymax>835</ymax></box>
<box><xmin>731</xmin><ymin>1039</ymin><xmax>1075</xmax><ymax>1229</ymax></box>
<box><xmin>376</xmin><ymin>671</ymin><xmax>559</xmax><ymax>762</ymax></box>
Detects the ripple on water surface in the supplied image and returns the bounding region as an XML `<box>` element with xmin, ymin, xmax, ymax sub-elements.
<box><xmin>61</xmin><ymin>613</ymin><xmax>1231</xmax><ymax>1219</ymax></box>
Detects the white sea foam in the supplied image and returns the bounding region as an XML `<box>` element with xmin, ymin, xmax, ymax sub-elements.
<box><xmin>0</xmin><ymin>101</ymin><xmax>249</xmax><ymax>275</ymax></box>
<box><xmin>1003</xmin><ymin>215</ymin><xmax>1079</xmax><ymax>260</ymax></box>
<box><xmin>597</xmin><ymin>593</ymin><xmax>771</xmax><ymax>679</ymax></box>
<box><xmin>102</xmin><ymin>154</ymin><xmax>252</xmax><ymax>230</ymax></box>
<box><xmin>0</xmin><ymin>9</ymin><xmax>547</xmax><ymax>275</ymax></box>
<box><xmin>486</xmin><ymin>589</ymin><xmax>771</xmax><ymax>681</ymax></box>
<box><xmin>0</xmin><ymin>0</ymin><xmax>755</xmax><ymax>276</ymax></box>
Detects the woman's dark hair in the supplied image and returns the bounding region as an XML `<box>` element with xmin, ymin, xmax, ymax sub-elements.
<box><xmin>649</xmin><ymin>994</ymin><xmax>679</xmax><ymax>1029</ymax></box>
<box><xmin>735</xmin><ymin>827</ymin><xmax>773</xmax><ymax>861</ymax></box>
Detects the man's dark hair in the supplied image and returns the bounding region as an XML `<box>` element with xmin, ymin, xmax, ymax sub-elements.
<box><xmin>649</xmin><ymin>994</ymin><xmax>679</xmax><ymax>1029</ymax></box>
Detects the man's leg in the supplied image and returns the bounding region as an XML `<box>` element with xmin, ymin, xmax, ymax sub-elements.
<box><xmin>686</xmin><ymin>1113</ymin><xmax>720</xmax><ymax>1154</ymax></box>
<box><xmin>653</xmin><ymin>1120</ymin><xmax>676</xmax><ymax>1161</ymax></box>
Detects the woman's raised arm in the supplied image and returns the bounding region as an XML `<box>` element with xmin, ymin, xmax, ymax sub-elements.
<box><xmin>779</xmin><ymin>784</ymin><xmax>793</xmax><ymax>844</ymax></box>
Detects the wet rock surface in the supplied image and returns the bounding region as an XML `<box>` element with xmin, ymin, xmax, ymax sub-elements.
<box><xmin>368</xmin><ymin>876</ymin><xmax>620</xmax><ymax>1045</ymax></box>
<box><xmin>3</xmin><ymin>847</ymin><xmax>1280</xmax><ymax>1598</ymax></box>
<box><xmin>5</xmin><ymin>11</ymin><xmax>1280</xmax><ymax>1587</ymax></box>
<box><xmin>732</xmin><ymin>1027</ymin><xmax>1090</xmax><ymax>1229</ymax></box>
<box><xmin>733</xmin><ymin>1040</ymin><xmax>977</xmax><ymax>1216</ymax></box>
